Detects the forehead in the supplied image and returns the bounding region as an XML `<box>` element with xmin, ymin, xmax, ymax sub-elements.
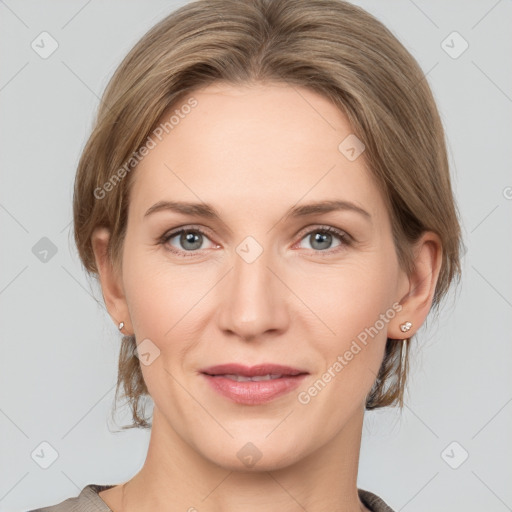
<box><xmin>129</xmin><ymin>82</ymin><xmax>386</xmax><ymax>224</ymax></box>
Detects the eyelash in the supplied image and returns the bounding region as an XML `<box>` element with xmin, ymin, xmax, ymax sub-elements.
<box><xmin>158</xmin><ymin>224</ymin><xmax>352</xmax><ymax>259</ymax></box>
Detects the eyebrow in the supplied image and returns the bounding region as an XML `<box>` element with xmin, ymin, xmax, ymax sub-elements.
<box><xmin>144</xmin><ymin>199</ymin><xmax>371</xmax><ymax>223</ymax></box>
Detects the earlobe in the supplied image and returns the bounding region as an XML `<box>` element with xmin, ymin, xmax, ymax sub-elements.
<box><xmin>389</xmin><ymin>231</ymin><xmax>443</xmax><ymax>339</ymax></box>
<box><xmin>91</xmin><ymin>227</ymin><xmax>132</xmax><ymax>334</ymax></box>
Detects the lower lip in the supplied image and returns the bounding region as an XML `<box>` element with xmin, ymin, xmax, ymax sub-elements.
<box><xmin>201</xmin><ymin>373</ymin><xmax>308</xmax><ymax>405</ymax></box>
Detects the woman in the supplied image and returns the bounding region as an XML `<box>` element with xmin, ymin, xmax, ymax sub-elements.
<box><xmin>31</xmin><ymin>0</ymin><xmax>463</xmax><ymax>510</ymax></box>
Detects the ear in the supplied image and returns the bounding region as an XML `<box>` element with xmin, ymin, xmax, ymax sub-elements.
<box><xmin>91</xmin><ymin>226</ymin><xmax>133</xmax><ymax>335</ymax></box>
<box><xmin>388</xmin><ymin>231</ymin><xmax>443</xmax><ymax>339</ymax></box>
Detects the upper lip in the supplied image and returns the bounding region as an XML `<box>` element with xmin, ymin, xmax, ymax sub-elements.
<box><xmin>200</xmin><ymin>363</ymin><xmax>309</xmax><ymax>377</ymax></box>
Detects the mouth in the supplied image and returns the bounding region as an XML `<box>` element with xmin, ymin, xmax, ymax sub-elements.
<box><xmin>208</xmin><ymin>373</ymin><xmax>293</xmax><ymax>382</ymax></box>
<box><xmin>200</xmin><ymin>363</ymin><xmax>309</xmax><ymax>405</ymax></box>
<box><xmin>200</xmin><ymin>363</ymin><xmax>308</xmax><ymax>378</ymax></box>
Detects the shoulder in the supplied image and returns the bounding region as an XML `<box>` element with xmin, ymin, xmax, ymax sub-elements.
<box><xmin>358</xmin><ymin>487</ymin><xmax>396</xmax><ymax>512</ymax></box>
<box><xmin>28</xmin><ymin>484</ymin><xmax>392</xmax><ymax>511</ymax></box>
<box><xmin>27</xmin><ymin>484</ymin><xmax>115</xmax><ymax>512</ymax></box>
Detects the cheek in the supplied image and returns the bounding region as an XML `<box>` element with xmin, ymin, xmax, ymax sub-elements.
<box><xmin>294</xmin><ymin>255</ymin><xmax>397</xmax><ymax>340</ymax></box>
<box><xmin>123</xmin><ymin>260</ymin><xmax>207</xmax><ymax>398</ymax></box>
<box><xmin>295</xmin><ymin>264</ymin><xmax>396</xmax><ymax>428</ymax></box>
<box><xmin>124</xmin><ymin>271</ymin><xmax>173</xmax><ymax>339</ymax></box>
<box><xmin>122</xmin><ymin>239</ymin><xmax>211</xmax><ymax>338</ymax></box>
<box><xmin>294</xmin><ymin>255</ymin><xmax>397</xmax><ymax>398</ymax></box>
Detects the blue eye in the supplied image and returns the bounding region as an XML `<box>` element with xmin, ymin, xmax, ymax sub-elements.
<box><xmin>159</xmin><ymin>225</ymin><xmax>351</xmax><ymax>258</ymax></box>
<box><xmin>161</xmin><ymin>227</ymin><xmax>215</xmax><ymax>257</ymax></box>
<box><xmin>296</xmin><ymin>226</ymin><xmax>350</xmax><ymax>254</ymax></box>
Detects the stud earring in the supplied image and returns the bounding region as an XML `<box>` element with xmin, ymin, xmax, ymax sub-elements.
<box><xmin>118</xmin><ymin>321</ymin><xmax>124</xmax><ymax>331</ymax></box>
<box><xmin>400</xmin><ymin>321</ymin><xmax>412</xmax><ymax>333</ymax></box>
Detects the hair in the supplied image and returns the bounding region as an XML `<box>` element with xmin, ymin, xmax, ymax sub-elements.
<box><xmin>73</xmin><ymin>0</ymin><xmax>464</xmax><ymax>430</ymax></box>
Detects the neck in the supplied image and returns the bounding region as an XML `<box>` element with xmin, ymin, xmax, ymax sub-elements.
<box><xmin>120</xmin><ymin>405</ymin><xmax>369</xmax><ymax>512</ymax></box>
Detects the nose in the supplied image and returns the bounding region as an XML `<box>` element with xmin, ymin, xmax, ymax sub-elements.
<box><xmin>216</xmin><ymin>241</ymin><xmax>289</xmax><ymax>342</ymax></box>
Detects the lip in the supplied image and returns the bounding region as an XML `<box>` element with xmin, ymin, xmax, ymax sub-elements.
<box><xmin>200</xmin><ymin>363</ymin><xmax>309</xmax><ymax>405</ymax></box>
<box><xmin>200</xmin><ymin>363</ymin><xmax>308</xmax><ymax>377</ymax></box>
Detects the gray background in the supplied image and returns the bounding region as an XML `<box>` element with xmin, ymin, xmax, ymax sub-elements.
<box><xmin>1</xmin><ymin>1</ymin><xmax>511</xmax><ymax>510</ymax></box>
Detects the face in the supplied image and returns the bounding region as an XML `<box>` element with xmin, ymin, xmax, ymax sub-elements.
<box><xmin>115</xmin><ymin>82</ymin><xmax>409</xmax><ymax>470</ymax></box>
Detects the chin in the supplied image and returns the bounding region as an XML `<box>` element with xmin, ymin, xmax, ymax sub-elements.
<box><xmin>197</xmin><ymin>435</ymin><xmax>306</xmax><ymax>473</ymax></box>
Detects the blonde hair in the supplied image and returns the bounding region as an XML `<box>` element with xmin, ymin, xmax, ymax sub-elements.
<box><xmin>73</xmin><ymin>0</ymin><xmax>464</xmax><ymax>429</ymax></box>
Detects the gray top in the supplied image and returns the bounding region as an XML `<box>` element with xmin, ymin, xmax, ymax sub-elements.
<box><xmin>29</xmin><ymin>484</ymin><xmax>395</xmax><ymax>511</ymax></box>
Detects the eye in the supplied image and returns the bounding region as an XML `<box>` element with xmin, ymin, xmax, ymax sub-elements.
<box><xmin>160</xmin><ymin>227</ymin><xmax>217</xmax><ymax>257</ymax></box>
<box><xmin>159</xmin><ymin>224</ymin><xmax>352</xmax><ymax>258</ymax></box>
<box><xmin>295</xmin><ymin>225</ymin><xmax>351</xmax><ymax>256</ymax></box>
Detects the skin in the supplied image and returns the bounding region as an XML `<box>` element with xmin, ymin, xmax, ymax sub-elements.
<box><xmin>92</xmin><ymin>81</ymin><xmax>442</xmax><ymax>512</ymax></box>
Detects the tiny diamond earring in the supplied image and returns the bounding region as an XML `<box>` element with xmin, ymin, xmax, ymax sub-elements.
<box><xmin>400</xmin><ymin>321</ymin><xmax>412</xmax><ymax>333</ymax></box>
<box><xmin>118</xmin><ymin>321</ymin><xmax>124</xmax><ymax>331</ymax></box>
